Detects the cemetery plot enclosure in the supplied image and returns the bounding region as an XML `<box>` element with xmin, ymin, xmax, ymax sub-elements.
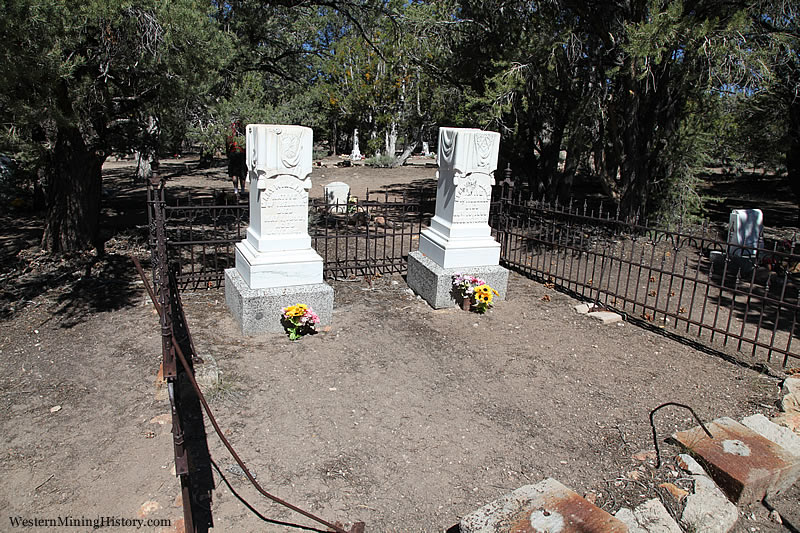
<box><xmin>492</xmin><ymin>195</ymin><xmax>800</xmax><ymax>368</ymax></box>
<box><xmin>147</xmin><ymin>181</ymin><xmax>434</xmax><ymax>289</ymax></box>
<box><xmin>147</xmin><ymin>177</ymin><xmax>800</xmax><ymax>368</ymax></box>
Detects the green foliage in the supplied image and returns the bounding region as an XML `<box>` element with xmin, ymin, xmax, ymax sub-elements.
<box><xmin>2</xmin><ymin>0</ymin><xmax>799</xmax><ymax>252</ymax></box>
<box><xmin>441</xmin><ymin>0</ymin><xmax>782</xmax><ymax>219</ymax></box>
<box><xmin>186</xmin><ymin>72</ymin><xmax>321</xmax><ymax>156</ymax></box>
<box><xmin>364</xmin><ymin>154</ymin><xmax>396</xmax><ymax>167</ymax></box>
<box><xmin>0</xmin><ymin>0</ymin><xmax>232</xmax><ymax>250</ymax></box>
<box><xmin>0</xmin><ymin>0</ymin><xmax>231</xmax><ymax>159</ymax></box>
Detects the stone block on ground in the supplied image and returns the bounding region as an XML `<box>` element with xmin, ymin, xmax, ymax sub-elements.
<box><xmin>781</xmin><ymin>377</ymin><xmax>800</xmax><ymax>414</ymax></box>
<box><xmin>614</xmin><ymin>499</ymin><xmax>681</xmax><ymax>533</ymax></box>
<box><xmin>574</xmin><ymin>303</ymin><xmax>590</xmax><ymax>314</ymax></box>
<box><xmin>459</xmin><ymin>478</ymin><xmax>627</xmax><ymax>533</ymax></box>
<box><xmin>681</xmin><ymin>475</ymin><xmax>739</xmax><ymax>533</ymax></box>
<box><xmin>772</xmin><ymin>412</ymin><xmax>800</xmax><ymax>432</ymax></box>
<box><xmin>782</xmin><ymin>376</ymin><xmax>800</xmax><ymax>396</ymax></box>
<box><xmin>225</xmin><ymin>268</ymin><xmax>333</xmax><ymax>335</ymax></box>
<box><xmin>406</xmin><ymin>251</ymin><xmax>508</xmax><ymax>310</ymax></box>
<box><xmin>673</xmin><ymin>416</ymin><xmax>800</xmax><ymax>504</ymax></box>
<box><xmin>741</xmin><ymin>413</ymin><xmax>800</xmax><ymax>457</ymax></box>
<box><xmin>589</xmin><ymin>311</ymin><xmax>622</xmax><ymax>325</ymax></box>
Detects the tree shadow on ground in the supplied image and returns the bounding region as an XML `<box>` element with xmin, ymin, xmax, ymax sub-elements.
<box><xmin>369</xmin><ymin>178</ymin><xmax>438</xmax><ymax>215</ymax></box>
<box><xmin>371</xmin><ymin>178</ymin><xmax>436</xmax><ymax>198</ymax></box>
<box><xmin>103</xmin><ymin>157</ymin><xmax>227</xmax><ymax>183</ymax></box>
<box><xmin>0</xmin><ymin>213</ymin><xmax>44</xmax><ymax>268</ymax></box>
<box><xmin>699</xmin><ymin>169</ymin><xmax>799</xmax><ymax>228</ymax></box>
<box><xmin>697</xmin><ymin>254</ymin><xmax>800</xmax><ymax>367</ymax></box>
<box><xmin>0</xmin><ymin>250</ymin><xmax>144</xmax><ymax>327</ymax></box>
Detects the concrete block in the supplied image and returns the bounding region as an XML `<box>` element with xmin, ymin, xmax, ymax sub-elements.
<box><xmin>673</xmin><ymin>416</ymin><xmax>800</xmax><ymax>504</ymax></box>
<box><xmin>406</xmin><ymin>251</ymin><xmax>508</xmax><ymax>309</ymax></box>
<box><xmin>741</xmin><ymin>414</ymin><xmax>800</xmax><ymax>457</ymax></box>
<box><xmin>574</xmin><ymin>303</ymin><xmax>590</xmax><ymax>314</ymax></box>
<box><xmin>681</xmin><ymin>475</ymin><xmax>739</xmax><ymax>533</ymax></box>
<box><xmin>614</xmin><ymin>499</ymin><xmax>681</xmax><ymax>533</ymax></box>
<box><xmin>589</xmin><ymin>311</ymin><xmax>622</xmax><ymax>325</ymax></box>
<box><xmin>772</xmin><ymin>412</ymin><xmax>800</xmax><ymax>432</ymax></box>
<box><xmin>781</xmin><ymin>377</ymin><xmax>800</xmax><ymax>413</ymax></box>
<box><xmin>460</xmin><ymin>478</ymin><xmax>627</xmax><ymax>533</ymax></box>
<box><xmin>676</xmin><ymin>452</ymin><xmax>738</xmax><ymax>532</ymax></box>
<box><xmin>783</xmin><ymin>377</ymin><xmax>800</xmax><ymax>396</ymax></box>
<box><xmin>225</xmin><ymin>268</ymin><xmax>333</xmax><ymax>335</ymax></box>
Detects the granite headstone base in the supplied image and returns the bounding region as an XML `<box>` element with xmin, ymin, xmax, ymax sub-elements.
<box><xmin>225</xmin><ymin>268</ymin><xmax>334</xmax><ymax>335</ymax></box>
<box><xmin>407</xmin><ymin>250</ymin><xmax>509</xmax><ymax>309</ymax></box>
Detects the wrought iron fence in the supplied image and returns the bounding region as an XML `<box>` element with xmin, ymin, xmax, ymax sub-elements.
<box><xmin>147</xmin><ymin>180</ymin><xmax>434</xmax><ymax>289</ymax></box>
<box><xmin>492</xmin><ymin>193</ymin><xmax>800</xmax><ymax>368</ymax></box>
<box><xmin>309</xmin><ymin>189</ymin><xmax>434</xmax><ymax>279</ymax></box>
<box><xmin>147</xmin><ymin>183</ymin><xmax>247</xmax><ymax>290</ymax></box>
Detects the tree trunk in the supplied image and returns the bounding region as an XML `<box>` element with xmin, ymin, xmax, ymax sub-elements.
<box><xmin>41</xmin><ymin>124</ymin><xmax>105</xmax><ymax>254</ymax></box>
<box><xmin>787</xmin><ymin>96</ymin><xmax>800</xmax><ymax>224</ymax></box>
<box><xmin>134</xmin><ymin>151</ymin><xmax>152</xmax><ymax>183</ymax></box>
<box><xmin>385</xmin><ymin>121</ymin><xmax>397</xmax><ymax>158</ymax></box>
<box><xmin>331</xmin><ymin>119</ymin><xmax>338</xmax><ymax>156</ymax></box>
<box><xmin>391</xmin><ymin>141</ymin><xmax>418</xmax><ymax>168</ymax></box>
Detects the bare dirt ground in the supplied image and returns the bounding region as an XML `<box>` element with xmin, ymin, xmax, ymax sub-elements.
<box><xmin>0</xmin><ymin>156</ymin><xmax>798</xmax><ymax>532</ymax></box>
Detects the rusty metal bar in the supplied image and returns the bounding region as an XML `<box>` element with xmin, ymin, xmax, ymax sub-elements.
<box><xmin>650</xmin><ymin>402</ymin><xmax>713</xmax><ymax>469</ymax></box>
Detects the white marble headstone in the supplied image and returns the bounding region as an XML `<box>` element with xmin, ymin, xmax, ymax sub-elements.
<box><xmin>418</xmin><ymin>127</ymin><xmax>501</xmax><ymax>268</ymax></box>
<box><xmin>350</xmin><ymin>128</ymin><xmax>362</xmax><ymax>161</ymax></box>
<box><xmin>324</xmin><ymin>181</ymin><xmax>350</xmax><ymax>213</ymax></box>
<box><xmin>728</xmin><ymin>209</ymin><xmax>763</xmax><ymax>259</ymax></box>
<box><xmin>235</xmin><ymin>124</ymin><xmax>323</xmax><ymax>289</ymax></box>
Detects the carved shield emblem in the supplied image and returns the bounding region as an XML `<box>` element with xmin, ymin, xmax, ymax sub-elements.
<box><xmin>280</xmin><ymin>133</ymin><xmax>302</xmax><ymax>169</ymax></box>
<box><xmin>474</xmin><ymin>133</ymin><xmax>492</xmax><ymax>168</ymax></box>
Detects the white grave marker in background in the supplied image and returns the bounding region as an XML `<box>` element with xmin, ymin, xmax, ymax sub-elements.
<box><xmin>728</xmin><ymin>209</ymin><xmax>763</xmax><ymax>259</ymax></box>
<box><xmin>324</xmin><ymin>181</ymin><xmax>350</xmax><ymax>213</ymax></box>
<box><xmin>350</xmin><ymin>128</ymin><xmax>362</xmax><ymax>161</ymax></box>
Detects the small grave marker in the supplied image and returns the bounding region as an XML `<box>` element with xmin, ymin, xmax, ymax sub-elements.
<box><xmin>324</xmin><ymin>181</ymin><xmax>350</xmax><ymax>213</ymax></box>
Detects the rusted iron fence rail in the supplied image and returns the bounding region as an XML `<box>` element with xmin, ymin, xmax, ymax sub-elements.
<box><xmin>492</xmin><ymin>194</ymin><xmax>800</xmax><ymax>368</ymax></box>
<box><xmin>310</xmin><ymin>190</ymin><xmax>434</xmax><ymax>279</ymax></box>
<box><xmin>147</xmin><ymin>181</ymin><xmax>433</xmax><ymax>289</ymax></box>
